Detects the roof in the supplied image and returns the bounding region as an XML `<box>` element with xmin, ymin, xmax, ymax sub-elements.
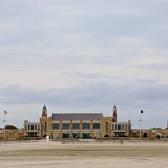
<box><xmin>52</xmin><ymin>113</ymin><xmax>103</xmax><ymax>120</ymax></box>
<box><xmin>43</xmin><ymin>105</ymin><xmax>47</xmax><ymax>110</ymax></box>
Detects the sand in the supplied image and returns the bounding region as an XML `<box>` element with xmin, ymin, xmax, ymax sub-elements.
<box><xmin>0</xmin><ymin>141</ymin><xmax>168</xmax><ymax>168</ymax></box>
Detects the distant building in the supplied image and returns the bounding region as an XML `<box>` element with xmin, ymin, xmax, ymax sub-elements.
<box><xmin>25</xmin><ymin>105</ymin><xmax>131</xmax><ymax>139</ymax></box>
<box><xmin>24</xmin><ymin>120</ymin><xmax>40</xmax><ymax>138</ymax></box>
<box><xmin>130</xmin><ymin>129</ymin><xmax>149</xmax><ymax>139</ymax></box>
<box><xmin>148</xmin><ymin>128</ymin><xmax>168</xmax><ymax>139</ymax></box>
<box><xmin>0</xmin><ymin>125</ymin><xmax>25</xmax><ymax>141</ymax></box>
<box><xmin>112</xmin><ymin>121</ymin><xmax>131</xmax><ymax>137</ymax></box>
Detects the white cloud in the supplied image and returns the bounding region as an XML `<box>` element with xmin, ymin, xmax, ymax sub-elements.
<box><xmin>0</xmin><ymin>0</ymin><xmax>168</xmax><ymax>128</ymax></box>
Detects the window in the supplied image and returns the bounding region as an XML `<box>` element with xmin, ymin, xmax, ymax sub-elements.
<box><xmin>72</xmin><ymin>133</ymin><xmax>81</xmax><ymax>138</ymax></box>
<box><xmin>45</xmin><ymin>122</ymin><xmax>47</xmax><ymax>132</ymax></box>
<box><xmin>83</xmin><ymin>123</ymin><xmax>90</xmax><ymax>130</ymax></box>
<box><xmin>117</xmin><ymin>124</ymin><xmax>124</xmax><ymax>130</ymax></box>
<box><xmin>52</xmin><ymin>123</ymin><xmax>60</xmax><ymax>130</ymax></box>
<box><xmin>118</xmin><ymin>125</ymin><xmax>121</xmax><ymax>130</ymax></box>
<box><xmin>31</xmin><ymin>125</ymin><xmax>34</xmax><ymax>130</ymax></box>
<box><xmin>35</xmin><ymin>125</ymin><xmax>37</xmax><ymax>130</ymax></box>
<box><xmin>62</xmin><ymin>133</ymin><xmax>69</xmax><ymax>138</ymax></box>
<box><xmin>25</xmin><ymin>125</ymin><xmax>27</xmax><ymax>130</ymax></box>
<box><xmin>115</xmin><ymin>125</ymin><xmax>117</xmax><ymax>130</ymax></box>
<box><xmin>72</xmin><ymin>123</ymin><xmax>80</xmax><ymax>129</ymax></box>
<box><xmin>83</xmin><ymin>133</ymin><xmax>90</xmax><ymax>139</ymax></box>
<box><xmin>92</xmin><ymin>123</ymin><xmax>100</xmax><ymax>130</ymax></box>
<box><xmin>62</xmin><ymin>123</ymin><xmax>70</xmax><ymax>129</ymax></box>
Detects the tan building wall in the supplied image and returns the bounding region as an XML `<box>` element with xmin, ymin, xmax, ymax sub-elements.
<box><xmin>47</xmin><ymin>117</ymin><xmax>131</xmax><ymax>139</ymax></box>
<box><xmin>50</xmin><ymin>119</ymin><xmax>102</xmax><ymax>139</ymax></box>
<box><xmin>0</xmin><ymin>129</ymin><xmax>25</xmax><ymax>141</ymax></box>
<box><xmin>100</xmin><ymin>117</ymin><xmax>112</xmax><ymax>138</ymax></box>
<box><xmin>40</xmin><ymin>117</ymin><xmax>48</xmax><ymax>138</ymax></box>
<box><xmin>47</xmin><ymin>117</ymin><xmax>52</xmax><ymax>138</ymax></box>
<box><xmin>130</xmin><ymin>129</ymin><xmax>149</xmax><ymax>139</ymax></box>
<box><xmin>148</xmin><ymin>128</ymin><xmax>168</xmax><ymax>139</ymax></box>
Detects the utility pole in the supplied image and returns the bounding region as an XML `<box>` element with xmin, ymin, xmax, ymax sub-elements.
<box><xmin>139</xmin><ymin>110</ymin><xmax>143</xmax><ymax>139</ymax></box>
<box><xmin>3</xmin><ymin>110</ymin><xmax>7</xmax><ymax>141</ymax></box>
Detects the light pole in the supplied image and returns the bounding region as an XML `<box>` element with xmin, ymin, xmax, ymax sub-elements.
<box><xmin>3</xmin><ymin>110</ymin><xmax>7</xmax><ymax>141</ymax></box>
<box><xmin>139</xmin><ymin>110</ymin><xmax>143</xmax><ymax>139</ymax></box>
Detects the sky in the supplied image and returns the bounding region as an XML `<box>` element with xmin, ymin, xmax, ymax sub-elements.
<box><xmin>0</xmin><ymin>0</ymin><xmax>168</xmax><ymax>129</ymax></box>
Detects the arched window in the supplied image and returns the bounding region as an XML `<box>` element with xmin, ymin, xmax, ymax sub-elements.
<box><xmin>45</xmin><ymin>122</ymin><xmax>47</xmax><ymax>132</ymax></box>
<box><xmin>118</xmin><ymin>125</ymin><xmax>121</xmax><ymax>130</ymax></box>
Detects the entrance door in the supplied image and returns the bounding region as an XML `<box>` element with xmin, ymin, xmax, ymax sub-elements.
<box><xmin>104</xmin><ymin>134</ymin><xmax>110</xmax><ymax>138</ymax></box>
<box><xmin>144</xmin><ymin>133</ymin><xmax>148</xmax><ymax>138</ymax></box>
<box><xmin>82</xmin><ymin>133</ymin><xmax>90</xmax><ymax>139</ymax></box>
<box><xmin>62</xmin><ymin>133</ymin><xmax>69</xmax><ymax>138</ymax></box>
<box><xmin>72</xmin><ymin>133</ymin><xmax>80</xmax><ymax>138</ymax></box>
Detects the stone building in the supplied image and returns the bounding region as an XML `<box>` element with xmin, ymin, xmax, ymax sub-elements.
<box><xmin>24</xmin><ymin>120</ymin><xmax>41</xmax><ymax>138</ymax></box>
<box><xmin>50</xmin><ymin>113</ymin><xmax>103</xmax><ymax>139</ymax></box>
<box><xmin>112</xmin><ymin>121</ymin><xmax>131</xmax><ymax>137</ymax></box>
<box><xmin>0</xmin><ymin>127</ymin><xmax>25</xmax><ymax>141</ymax></box>
<box><xmin>36</xmin><ymin>105</ymin><xmax>131</xmax><ymax>139</ymax></box>
<box><xmin>148</xmin><ymin>128</ymin><xmax>168</xmax><ymax>139</ymax></box>
<box><xmin>130</xmin><ymin>129</ymin><xmax>149</xmax><ymax>139</ymax></box>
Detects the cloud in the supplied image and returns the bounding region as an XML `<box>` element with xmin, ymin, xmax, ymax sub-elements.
<box><xmin>0</xmin><ymin>0</ymin><xmax>168</xmax><ymax>129</ymax></box>
<box><xmin>0</xmin><ymin>78</ymin><xmax>168</xmax><ymax>128</ymax></box>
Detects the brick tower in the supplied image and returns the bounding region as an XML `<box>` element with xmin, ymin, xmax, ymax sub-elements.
<box><xmin>112</xmin><ymin>105</ymin><xmax>117</xmax><ymax>122</ymax></box>
<box><xmin>40</xmin><ymin>105</ymin><xmax>48</xmax><ymax>138</ymax></box>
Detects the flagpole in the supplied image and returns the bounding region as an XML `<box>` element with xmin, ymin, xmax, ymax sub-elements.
<box><xmin>3</xmin><ymin>110</ymin><xmax>7</xmax><ymax>141</ymax></box>
<box><xmin>140</xmin><ymin>112</ymin><xmax>142</xmax><ymax>139</ymax></box>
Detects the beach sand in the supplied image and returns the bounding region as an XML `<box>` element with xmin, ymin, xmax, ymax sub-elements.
<box><xmin>0</xmin><ymin>141</ymin><xmax>168</xmax><ymax>168</ymax></box>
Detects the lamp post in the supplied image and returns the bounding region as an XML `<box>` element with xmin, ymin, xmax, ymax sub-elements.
<box><xmin>3</xmin><ymin>110</ymin><xmax>7</xmax><ymax>141</ymax></box>
<box><xmin>139</xmin><ymin>110</ymin><xmax>143</xmax><ymax>139</ymax></box>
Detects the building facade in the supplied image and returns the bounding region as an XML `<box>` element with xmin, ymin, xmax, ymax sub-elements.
<box><xmin>0</xmin><ymin>128</ymin><xmax>25</xmax><ymax>141</ymax></box>
<box><xmin>24</xmin><ymin>120</ymin><xmax>41</xmax><ymax>138</ymax></box>
<box><xmin>40</xmin><ymin>105</ymin><xmax>131</xmax><ymax>139</ymax></box>
<box><xmin>50</xmin><ymin>113</ymin><xmax>103</xmax><ymax>139</ymax></box>
<box><xmin>23</xmin><ymin>105</ymin><xmax>131</xmax><ymax>139</ymax></box>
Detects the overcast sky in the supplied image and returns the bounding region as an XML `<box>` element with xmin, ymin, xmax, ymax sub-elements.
<box><xmin>0</xmin><ymin>0</ymin><xmax>168</xmax><ymax>129</ymax></box>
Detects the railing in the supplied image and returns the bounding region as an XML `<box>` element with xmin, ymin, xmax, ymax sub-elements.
<box><xmin>113</xmin><ymin>130</ymin><xmax>126</xmax><ymax>132</ymax></box>
<box><xmin>60</xmin><ymin>139</ymin><xmax>168</xmax><ymax>144</ymax></box>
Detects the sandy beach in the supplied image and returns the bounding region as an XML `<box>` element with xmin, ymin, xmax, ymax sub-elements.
<box><xmin>0</xmin><ymin>141</ymin><xmax>168</xmax><ymax>168</ymax></box>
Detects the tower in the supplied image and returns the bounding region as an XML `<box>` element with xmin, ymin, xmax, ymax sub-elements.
<box><xmin>40</xmin><ymin>105</ymin><xmax>48</xmax><ymax>138</ymax></box>
<box><xmin>112</xmin><ymin>105</ymin><xmax>117</xmax><ymax>122</ymax></box>
<box><xmin>42</xmin><ymin>105</ymin><xmax>47</xmax><ymax>117</ymax></box>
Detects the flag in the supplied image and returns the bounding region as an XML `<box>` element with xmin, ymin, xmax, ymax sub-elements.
<box><xmin>4</xmin><ymin>110</ymin><xmax>7</xmax><ymax>115</ymax></box>
<box><xmin>141</xmin><ymin>110</ymin><xmax>143</xmax><ymax>113</ymax></box>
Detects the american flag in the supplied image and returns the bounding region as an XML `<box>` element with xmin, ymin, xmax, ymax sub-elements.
<box><xmin>4</xmin><ymin>110</ymin><xmax>7</xmax><ymax>115</ymax></box>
